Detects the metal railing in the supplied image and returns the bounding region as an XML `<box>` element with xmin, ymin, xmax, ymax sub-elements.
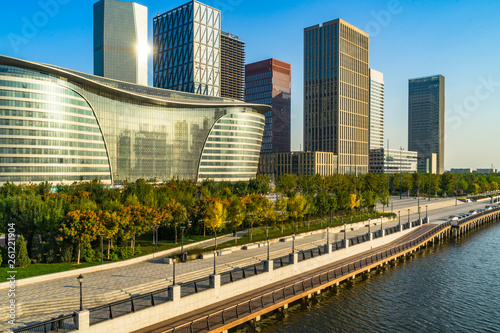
<box><xmin>162</xmin><ymin>222</ymin><xmax>453</xmax><ymax>333</ymax></box>
<box><xmin>13</xmin><ymin>314</ymin><xmax>76</xmax><ymax>333</ymax></box>
<box><xmin>453</xmin><ymin>206</ymin><xmax>500</xmax><ymax>227</ymax></box>
<box><xmin>88</xmin><ymin>287</ymin><xmax>171</xmax><ymax>326</ymax></box>
<box><xmin>13</xmin><ymin>215</ymin><xmax>453</xmax><ymax>332</ymax></box>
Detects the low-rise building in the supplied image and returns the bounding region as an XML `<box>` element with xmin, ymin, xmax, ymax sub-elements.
<box><xmin>258</xmin><ymin>151</ymin><xmax>337</xmax><ymax>177</ymax></box>
<box><xmin>476</xmin><ymin>168</ymin><xmax>498</xmax><ymax>174</ymax></box>
<box><xmin>369</xmin><ymin>148</ymin><xmax>418</xmax><ymax>174</ymax></box>
<box><xmin>450</xmin><ymin>168</ymin><xmax>473</xmax><ymax>174</ymax></box>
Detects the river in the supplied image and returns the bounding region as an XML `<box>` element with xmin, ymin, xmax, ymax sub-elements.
<box><xmin>250</xmin><ymin>221</ymin><xmax>500</xmax><ymax>333</ymax></box>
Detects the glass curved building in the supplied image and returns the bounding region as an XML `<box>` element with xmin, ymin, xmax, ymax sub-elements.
<box><xmin>0</xmin><ymin>55</ymin><xmax>269</xmax><ymax>184</ymax></box>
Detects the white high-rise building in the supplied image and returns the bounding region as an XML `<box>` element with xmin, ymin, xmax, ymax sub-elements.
<box><xmin>369</xmin><ymin>69</ymin><xmax>384</xmax><ymax>149</ymax></box>
<box><xmin>94</xmin><ymin>0</ymin><xmax>148</xmax><ymax>86</ymax></box>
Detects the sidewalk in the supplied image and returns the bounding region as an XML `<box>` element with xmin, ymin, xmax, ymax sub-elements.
<box><xmin>0</xmin><ymin>197</ymin><xmax>487</xmax><ymax>331</ymax></box>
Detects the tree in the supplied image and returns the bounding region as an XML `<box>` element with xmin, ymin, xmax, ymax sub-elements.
<box><xmin>315</xmin><ymin>193</ymin><xmax>331</xmax><ymax>227</ymax></box>
<box><xmin>60</xmin><ymin>210</ymin><xmax>103</xmax><ymax>264</ymax></box>
<box><xmin>276</xmin><ymin>174</ymin><xmax>299</xmax><ymax>197</ymax></box>
<box><xmin>165</xmin><ymin>200</ymin><xmax>187</xmax><ymax>244</ymax></box>
<box><xmin>16</xmin><ymin>235</ymin><xmax>31</xmax><ymax>267</ymax></box>
<box><xmin>248</xmin><ymin>175</ymin><xmax>270</xmax><ymax>194</ymax></box>
<box><xmin>242</xmin><ymin>194</ymin><xmax>267</xmax><ymax>241</ymax></box>
<box><xmin>203</xmin><ymin>198</ymin><xmax>227</xmax><ymax>249</ymax></box>
<box><xmin>288</xmin><ymin>194</ymin><xmax>308</xmax><ymax>232</ymax></box>
<box><xmin>227</xmin><ymin>196</ymin><xmax>245</xmax><ymax>239</ymax></box>
<box><xmin>276</xmin><ymin>196</ymin><xmax>289</xmax><ymax>234</ymax></box>
<box><xmin>99</xmin><ymin>210</ymin><xmax>121</xmax><ymax>259</ymax></box>
<box><xmin>349</xmin><ymin>193</ymin><xmax>360</xmax><ymax>222</ymax></box>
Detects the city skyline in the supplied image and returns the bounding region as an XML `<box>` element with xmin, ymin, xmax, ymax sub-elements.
<box><xmin>1</xmin><ymin>0</ymin><xmax>499</xmax><ymax>170</ymax></box>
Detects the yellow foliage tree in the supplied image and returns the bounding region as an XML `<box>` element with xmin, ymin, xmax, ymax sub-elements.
<box><xmin>204</xmin><ymin>198</ymin><xmax>227</xmax><ymax>249</ymax></box>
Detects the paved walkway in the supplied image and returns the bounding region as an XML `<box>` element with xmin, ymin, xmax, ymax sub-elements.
<box><xmin>0</xmin><ymin>198</ymin><xmax>490</xmax><ymax>331</ymax></box>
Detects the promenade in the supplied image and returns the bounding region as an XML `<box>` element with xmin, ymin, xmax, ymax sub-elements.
<box><xmin>0</xmin><ymin>197</ymin><xmax>491</xmax><ymax>332</ymax></box>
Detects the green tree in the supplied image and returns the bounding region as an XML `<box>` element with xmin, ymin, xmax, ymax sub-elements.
<box><xmin>16</xmin><ymin>235</ymin><xmax>31</xmax><ymax>267</ymax></box>
<box><xmin>60</xmin><ymin>210</ymin><xmax>104</xmax><ymax>264</ymax></box>
<box><xmin>276</xmin><ymin>196</ymin><xmax>289</xmax><ymax>234</ymax></box>
<box><xmin>227</xmin><ymin>196</ymin><xmax>245</xmax><ymax>239</ymax></box>
<box><xmin>288</xmin><ymin>194</ymin><xmax>308</xmax><ymax>232</ymax></box>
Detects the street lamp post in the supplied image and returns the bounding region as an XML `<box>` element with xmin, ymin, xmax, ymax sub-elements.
<box><xmin>426</xmin><ymin>205</ymin><xmax>428</xmax><ymax>219</ymax></box>
<box><xmin>172</xmin><ymin>261</ymin><xmax>176</xmax><ymax>285</ymax></box>
<box><xmin>180</xmin><ymin>226</ymin><xmax>186</xmax><ymax>257</ymax></box>
<box><xmin>267</xmin><ymin>237</ymin><xmax>270</xmax><ymax>261</ymax></box>
<box><xmin>344</xmin><ymin>221</ymin><xmax>347</xmax><ymax>241</ymax></box>
<box><xmin>398</xmin><ymin>211</ymin><xmax>401</xmax><ymax>227</ymax></box>
<box><xmin>213</xmin><ymin>250</ymin><xmax>217</xmax><ymax>275</ymax></box>
<box><xmin>292</xmin><ymin>233</ymin><xmax>295</xmax><ymax>254</ymax></box>
<box><xmin>77</xmin><ymin>274</ymin><xmax>83</xmax><ymax>311</ymax></box>
<box><xmin>99</xmin><ymin>234</ymin><xmax>104</xmax><ymax>265</ymax></box>
<box><xmin>418</xmin><ymin>206</ymin><xmax>421</xmax><ymax>221</ymax></box>
<box><xmin>408</xmin><ymin>208</ymin><xmax>410</xmax><ymax>224</ymax></box>
<box><xmin>418</xmin><ymin>179</ymin><xmax>420</xmax><ymax>210</ymax></box>
<box><xmin>154</xmin><ymin>226</ymin><xmax>158</xmax><ymax>253</ymax></box>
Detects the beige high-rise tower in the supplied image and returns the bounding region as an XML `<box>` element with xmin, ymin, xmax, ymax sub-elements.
<box><xmin>304</xmin><ymin>19</ymin><xmax>369</xmax><ymax>175</ymax></box>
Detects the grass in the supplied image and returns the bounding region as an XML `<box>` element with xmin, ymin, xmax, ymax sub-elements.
<box><xmin>0</xmin><ymin>212</ymin><xmax>394</xmax><ymax>280</ymax></box>
<box><xmin>170</xmin><ymin>211</ymin><xmax>394</xmax><ymax>257</ymax></box>
<box><xmin>0</xmin><ymin>262</ymin><xmax>100</xmax><ymax>281</ymax></box>
<box><xmin>0</xmin><ymin>234</ymin><xmax>213</xmax><ymax>281</ymax></box>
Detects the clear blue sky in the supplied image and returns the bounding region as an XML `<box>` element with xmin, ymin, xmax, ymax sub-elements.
<box><xmin>1</xmin><ymin>0</ymin><xmax>499</xmax><ymax>171</ymax></box>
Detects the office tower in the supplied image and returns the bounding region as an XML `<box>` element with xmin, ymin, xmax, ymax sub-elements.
<box><xmin>369</xmin><ymin>69</ymin><xmax>384</xmax><ymax>149</ymax></box>
<box><xmin>94</xmin><ymin>0</ymin><xmax>148</xmax><ymax>85</ymax></box>
<box><xmin>154</xmin><ymin>1</ymin><xmax>221</xmax><ymax>96</ymax></box>
<box><xmin>304</xmin><ymin>19</ymin><xmax>369</xmax><ymax>175</ymax></box>
<box><xmin>408</xmin><ymin>75</ymin><xmax>445</xmax><ymax>174</ymax></box>
<box><xmin>246</xmin><ymin>59</ymin><xmax>291</xmax><ymax>153</ymax></box>
<box><xmin>220</xmin><ymin>31</ymin><xmax>245</xmax><ymax>100</ymax></box>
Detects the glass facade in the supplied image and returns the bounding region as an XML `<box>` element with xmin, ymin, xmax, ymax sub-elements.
<box><xmin>153</xmin><ymin>1</ymin><xmax>221</xmax><ymax>96</ymax></box>
<box><xmin>94</xmin><ymin>0</ymin><xmax>148</xmax><ymax>85</ymax></box>
<box><xmin>408</xmin><ymin>75</ymin><xmax>445</xmax><ymax>174</ymax></box>
<box><xmin>245</xmin><ymin>59</ymin><xmax>291</xmax><ymax>154</ymax></box>
<box><xmin>0</xmin><ymin>56</ymin><xmax>268</xmax><ymax>185</ymax></box>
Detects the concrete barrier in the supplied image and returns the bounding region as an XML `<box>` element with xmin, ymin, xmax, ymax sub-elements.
<box><xmin>75</xmin><ymin>224</ymin><xmax>418</xmax><ymax>333</ymax></box>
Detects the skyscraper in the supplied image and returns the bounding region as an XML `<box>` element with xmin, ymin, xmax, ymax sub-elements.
<box><xmin>245</xmin><ymin>59</ymin><xmax>291</xmax><ymax>153</ymax></box>
<box><xmin>221</xmin><ymin>31</ymin><xmax>245</xmax><ymax>100</ymax></box>
<box><xmin>304</xmin><ymin>19</ymin><xmax>369</xmax><ymax>175</ymax></box>
<box><xmin>369</xmin><ymin>69</ymin><xmax>384</xmax><ymax>149</ymax></box>
<box><xmin>94</xmin><ymin>0</ymin><xmax>148</xmax><ymax>85</ymax></box>
<box><xmin>153</xmin><ymin>1</ymin><xmax>221</xmax><ymax>96</ymax></box>
<box><xmin>408</xmin><ymin>75</ymin><xmax>445</xmax><ymax>174</ymax></box>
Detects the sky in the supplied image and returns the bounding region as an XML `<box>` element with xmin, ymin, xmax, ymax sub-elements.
<box><xmin>1</xmin><ymin>0</ymin><xmax>499</xmax><ymax>171</ymax></box>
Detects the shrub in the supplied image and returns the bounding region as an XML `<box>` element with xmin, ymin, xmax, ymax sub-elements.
<box><xmin>112</xmin><ymin>246</ymin><xmax>133</xmax><ymax>260</ymax></box>
<box><xmin>60</xmin><ymin>242</ymin><xmax>74</xmax><ymax>263</ymax></box>
<box><xmin>82</xmin><ymin>243</ymin><xmax>97</xmax><ymax>263</ymax></box>
<box><xmin>16</xmin><ymin>235</ymin><xmax>31</xmax><ymax>267</ymax></box>
<box><xmin>135</xmin><ymin>245</ymin><xmax>142</xmax><ymax>256</ymax></box>
<box><xmin>44</xmin><ymin>239</ymin><xmax>59</xmax><ymax>263</ymax></box>
<box><xmin>108</xmin><ymin>252</ymin><xmax>119</xmax><ymax>261</ymax></box>
<box><xmin>0</xmin><ymin>246</ymin><xmax>3</xmax><ymax>267</ymax></box>
<box><xmin>31</xmin><ymin>235</ymin><xmax>43</xmax><ymax>264</ymax></box>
